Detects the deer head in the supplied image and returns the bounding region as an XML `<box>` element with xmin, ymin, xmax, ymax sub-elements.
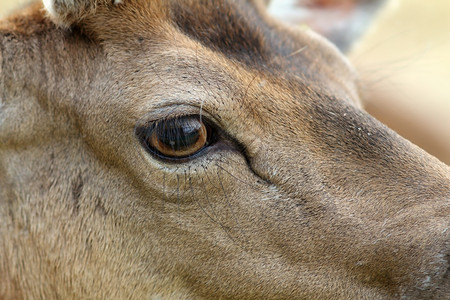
<box><xmin>0</xmin><ymin>0</ymin><xmax>448</xmax><ymax>298</ymax></box>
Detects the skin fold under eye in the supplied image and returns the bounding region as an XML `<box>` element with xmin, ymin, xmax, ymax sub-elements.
<box><xmin>136</xmin><ymin>115</ymin><xmax>215</xmax><ymax>160</ymax></box>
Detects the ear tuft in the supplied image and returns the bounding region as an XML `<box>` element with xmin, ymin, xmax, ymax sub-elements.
<box><xmin>42</xmin><ymin>0</ymin><xmax>121</xmax><ymax>27</ymax></box>
<box><xmin>43</xmin><ymin>0</ymin><xmax>57</xmax><ymax>17</ymax></box>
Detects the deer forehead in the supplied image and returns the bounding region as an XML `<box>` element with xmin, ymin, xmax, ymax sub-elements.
<box><xmin>41</xmin><ymin>0</ymin><xmax>357</xmax><ymax>99</ymax></box>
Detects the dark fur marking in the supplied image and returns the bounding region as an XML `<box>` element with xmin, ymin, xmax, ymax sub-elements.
<box><xmin>170</xmin><ymin>0</ymin><xmax>311</xmax><ymax>77</ymax></box>
<box><xmin>94</xmin><ymin>197</ymin><xmax>107</xmax><ymax>216</ymax></box>
<box><xmin>71</xmin><ymin>175</ymin><xmax>83</xmax><ymax>214</ymax></box>
<box><xmin>309</xmin><ymin>94</ymin><xmax>397</xmax><ymax>163</ymax></box>
<box><xmin>171</xmin><ymin>1</ymin><xmax>266</xmax><ymax>65</ymax></box>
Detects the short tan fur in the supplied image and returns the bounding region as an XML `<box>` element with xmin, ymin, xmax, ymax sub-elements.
<box><xmin>0</xmin><ymin>1</ymin><xmax>448</xmax><ymax>299</ymax></box>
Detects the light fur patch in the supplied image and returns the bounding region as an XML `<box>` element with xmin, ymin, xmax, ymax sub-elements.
<box><xmin>42</xmin><ymin>0</ymin><xmax>56</xmax><ymax>17</ymax></box>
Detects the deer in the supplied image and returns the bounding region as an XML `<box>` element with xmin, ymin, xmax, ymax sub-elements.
<box><xmin>0</xmin><ymin>0</ymin><xmax>448</xmax><ymax>299</ymax></box>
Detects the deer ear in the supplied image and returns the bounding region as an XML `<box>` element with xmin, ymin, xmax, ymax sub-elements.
<box><xmin>267</xmin><ymin>0</ymin><xmax>387</xmax><ymax>52</ymax></box>
<box><xmin>43</xmin><ymin>0</ymin><xmax>123</xmax><ymax>27</ymax></box>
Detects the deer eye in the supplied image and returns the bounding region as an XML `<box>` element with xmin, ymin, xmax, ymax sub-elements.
<box><xmin>137</xmin><ymin>116</ymin><xmax>215</xmax><ymax>161</ymax></box>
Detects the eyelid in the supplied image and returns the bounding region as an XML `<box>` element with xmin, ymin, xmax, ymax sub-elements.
<box><xmin>134</xmin><ymin>103</ymin><xmax>218</xmax><ymax>128</ymax></box>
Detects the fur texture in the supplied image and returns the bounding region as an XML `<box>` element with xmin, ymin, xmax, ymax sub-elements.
<box><xmin>0</xmin><ymin>0</ymin><xmax>449</xmax><ymax>299</ymax></box>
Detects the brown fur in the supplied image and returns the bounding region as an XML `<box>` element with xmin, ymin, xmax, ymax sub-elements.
<box><xmin>0</xmin><ymin>1</ymin><xmax>449</xmax><ymax>299</ymax></box>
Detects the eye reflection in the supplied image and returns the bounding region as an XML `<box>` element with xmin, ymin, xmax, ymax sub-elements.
<box><xmin>139</xmin><ymin>116</ymin><xmax>213</xmax><ymax>160</ymax></box>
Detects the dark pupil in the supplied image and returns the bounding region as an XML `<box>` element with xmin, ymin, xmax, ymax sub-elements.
<box><xmin>156</xmin><ymin>118</ymin><xmax>201</xmax><ymax>151</ymax></box>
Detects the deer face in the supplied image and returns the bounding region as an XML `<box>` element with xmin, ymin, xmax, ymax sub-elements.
<box><xmin>0</xmin><ymin>0</ymin><xmax>448</xmax><ymax>299</ymax></box>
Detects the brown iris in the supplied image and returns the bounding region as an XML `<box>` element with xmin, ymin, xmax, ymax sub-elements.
<box><xmin>144</xmin><ymin>116</ymin><xmax>210</xmax><ymax>159</ymax></box>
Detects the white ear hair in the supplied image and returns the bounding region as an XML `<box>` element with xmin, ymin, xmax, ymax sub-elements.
<box><xmin>42</xmin><ymin>0</ymin><xmax>123</xmax><ymax>27</ymax></box>
<box><xmin>43</xmin><ymin>0</ymin><xmax>57</xmax><ymax>17</ymax></box>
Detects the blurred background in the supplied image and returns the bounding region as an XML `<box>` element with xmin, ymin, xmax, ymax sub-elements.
<box><xmin>268</xmin><ymin>0</ymin><xmax>450</xmax><ymax>165</ymax></box>
<box><xmin>1</xmin><ymin>0</ymin><xmax>30</xmax><ymax>17</ymax></box>
<box><xmin>349</xmin><ymin>0</ymin><xmax>450</xmax><ymax>165</ymax></box>
<box><xmin>1</xmin><ymin>0</ymin><xmax>449</xmax><ymax>165</ymax></box>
